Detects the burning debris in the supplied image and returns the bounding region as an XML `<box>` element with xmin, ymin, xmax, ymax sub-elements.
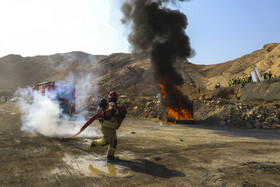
<box><xmin>158</xmin><ymin>77</ymin><xmax>194</xmax><ymax>122</ymax></box>
<box><xmin>121</xmin><ymin>0</ymin><xmax>195</xmax><ymax>122</ymax></box>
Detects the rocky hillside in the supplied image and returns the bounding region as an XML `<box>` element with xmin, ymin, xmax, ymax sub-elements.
<box><xmin>0</xmin><ymin>43</ymin><xmax>279</xmax><ymax>96</ymax></box>
<box><xmin>199</xmin><ymin>43</ymin><xmax>280</xmax><ymax>89</ymax></box>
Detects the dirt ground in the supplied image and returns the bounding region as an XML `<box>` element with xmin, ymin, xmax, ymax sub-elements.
<box><xmin>1</xmin><ymin>102</ymin><xmax>280</xmax><ymax>187</ymax></box>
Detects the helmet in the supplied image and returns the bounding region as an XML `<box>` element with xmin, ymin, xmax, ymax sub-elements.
<box><xmin>108</xmin><ymin>91</ymin><xmax>118</xmax><ymax>99</ymax></box>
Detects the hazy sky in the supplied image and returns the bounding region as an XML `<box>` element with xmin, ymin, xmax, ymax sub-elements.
<box><xmin>0</xmin><ymin>0</ymin><xmax>279</xmax><ymax>65</ymax></box>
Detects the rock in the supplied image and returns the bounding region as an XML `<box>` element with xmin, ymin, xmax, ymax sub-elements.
<box><xmin>274</xmin><ymin>104</ymin><xmax>280</xmax><ymax>108</ymax></box>
<box><xmin>262</xmin><ymin>123</ymin><xmax>271</xmax><ymax>129</ymax></box>
<box><xmin>273</xmin><ymin>124</ymin><xmax>280</xmax><ymax>129</ymax></box>
<box><xmin>245</xmin><ymin>122</ymin><xmax>253</xmax><ymax>129</ymax></box>
<box><xmin>272</xmin><ymin>117</ymin><xmax>280</xmax><ymax>124</ymax></box>
<box><xmin>219</xmin><ymin>120</ymin><xmax>226</xmax><ymax>127</ymax></box>
<box><xmin>120</xmin><ymin>95</ymin><xmax>128</xmax><ymax>99</ymax></box>
<box><xmin>255</xmin><ymin>122</ymin><xmax>262</xmax><ymax>129</ymax></box>
<box><xmin>153</xmin><ymin>157</ymin><xmax>161</xmax><ymax>161</ymax></box>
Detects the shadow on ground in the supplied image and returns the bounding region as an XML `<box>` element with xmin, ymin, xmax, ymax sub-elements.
<box><xmin>115</xmin><ymin>159</ymin><xmax>186</xmax><ymax>178</ymax></box>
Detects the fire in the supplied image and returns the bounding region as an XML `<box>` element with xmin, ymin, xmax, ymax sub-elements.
<box><xmin>167</xmin><ymin>106</ymin><xmax>193</xmax><ymax>120</ymax></box>
<box><xmin>158</xmin><ymin>77</ymin><xmax>194</xmax><ymax>121</ymax></box>
<box><xmin>158</xmin><ymin>77</ymin><xmax>168</xmax><ymax>99</ymax></box>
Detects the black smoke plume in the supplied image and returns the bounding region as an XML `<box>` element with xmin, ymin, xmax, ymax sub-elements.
<box><xmin>121</xmin><ymin>0</ymin><xmax>194</xmax><ymax>113</ymax></box>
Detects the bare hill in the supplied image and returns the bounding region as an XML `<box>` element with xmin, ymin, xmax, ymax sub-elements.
<box><xmin>0</xmin><ymin>52</ymin><xmax>105</xmax><ymax>94</ymax></box>
<box><xmin>199</xmin><ymin>43</ymin><xmax>280</xmax><ymax>89</ymax></box>
<box><xmin>0</xmin><ymin>43</ymin><xmax>279</xmax><ymax>96</ymax></box>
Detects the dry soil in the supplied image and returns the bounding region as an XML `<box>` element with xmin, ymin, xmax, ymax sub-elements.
<box><xmin>1</xmin><ymin>102</ymin><xmax>280</xmax><ymax>186</ymax></box>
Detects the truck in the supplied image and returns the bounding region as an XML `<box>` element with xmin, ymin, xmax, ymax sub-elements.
<box><xmin>32</xmin><ymin>81</ymin><xmax>75</xmax><ymax>116</ymax></box>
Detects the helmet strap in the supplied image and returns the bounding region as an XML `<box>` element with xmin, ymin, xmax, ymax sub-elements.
<box><xmin>109</xmin><ymin>98</ymin><xmax>117</xmax><ymax>103</ymax></box>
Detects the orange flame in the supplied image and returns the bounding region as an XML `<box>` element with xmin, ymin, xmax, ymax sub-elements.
<box><xmin>158</xmin><ymin>77</ymin><xmax>194</xmax><ymax>121</ymax></box>
<box><xmin>158</xmin><ymin>77</ymin><xmax>168</xmax><ymax>99</ymax></box>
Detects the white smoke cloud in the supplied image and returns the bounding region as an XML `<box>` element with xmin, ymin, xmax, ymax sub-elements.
<box><xmin>16</xmin><ymin>86</ymin><xmax>100</xmax><ymax>138</ymax></box>
<box><xmin>15</xmin><ymin>53</ymin><xmax>101</xmax><ymax>138</ymax></box>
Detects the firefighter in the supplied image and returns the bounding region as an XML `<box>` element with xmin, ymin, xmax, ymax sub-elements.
<box><xmin>89</xmin><ymin>91</ymin><xmax>121</xmax><ymax>161</ymax></box>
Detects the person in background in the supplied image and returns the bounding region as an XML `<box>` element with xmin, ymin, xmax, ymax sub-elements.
<box><xmin>265</xmin><ymin>72</ymin><xmax>269</xmax><ymax>79</ymax></box>
<box><xmin>268</xmin><ymin>71</ymin><xmax>272</xmax><ymax>79</ymax></box>
<box><xmin>263</xmin><ymin>72</ymin><xmax>267</xmax><ymax>80</ymax></box>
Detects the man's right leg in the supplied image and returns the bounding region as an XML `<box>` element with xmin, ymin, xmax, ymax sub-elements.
<box><xmin>89</xmin><ymin>138</ymin><xmax>109</xmax><ymax>152</ymax></box>
<box><xmin>89</xmin><ymin>127</ymin><xmax>109</xmax><ymax>152</ymax></box>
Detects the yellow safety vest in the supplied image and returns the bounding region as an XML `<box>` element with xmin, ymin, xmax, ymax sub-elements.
<box><xmin>101</xmin><ymin>102</ymin><xmax>119</xmax><ymax>128</ymax></box>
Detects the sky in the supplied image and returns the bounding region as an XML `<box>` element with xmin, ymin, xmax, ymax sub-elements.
<box><xmin>0</xmin><ymin>0</ymin><xmax>279</xmax><ymax>65</ymax></box>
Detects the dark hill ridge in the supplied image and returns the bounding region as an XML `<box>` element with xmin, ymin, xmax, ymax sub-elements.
<box><xmin>0</xmin><ymin>43</ymin><xmax>279</xmax><ymax>96</ymax></box>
